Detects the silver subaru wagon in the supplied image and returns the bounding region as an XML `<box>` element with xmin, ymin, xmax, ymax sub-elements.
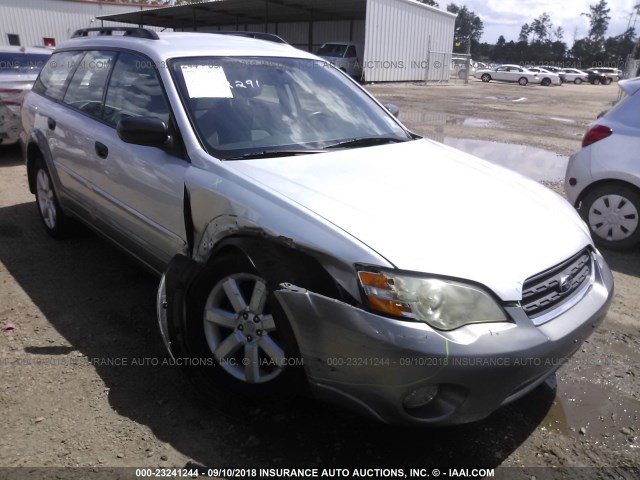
<box><xmin>21</xmin><ymin>28</ymin><xmax>614</xmax><ymax>426</ymax></box>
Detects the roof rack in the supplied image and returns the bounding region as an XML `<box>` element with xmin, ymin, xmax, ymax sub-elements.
<box><xmin>71</xmin><ymin>27</ymin><xmax>159</xmax><ymax>40</ymax></box>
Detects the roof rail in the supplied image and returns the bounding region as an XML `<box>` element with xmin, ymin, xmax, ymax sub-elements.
<box><xmin>214</xmin><ymin>31</ymin><xmax>287</xmax><ymax>44</ymax></box>
<box><xmin>71</xmin><ymin>27</ymin><xmax>159</xmax><ymax>40</ymax></box>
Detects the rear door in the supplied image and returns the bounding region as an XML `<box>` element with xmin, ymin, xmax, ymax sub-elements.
<box><xmin>28</xmin><ymin>50</ymin><xmax>93</xmax><ymax>210</ymax></box>
<box><xmin>57</xmin><ymin>50</ymin><xmax>117</xmax><ymax>215</ymax></box>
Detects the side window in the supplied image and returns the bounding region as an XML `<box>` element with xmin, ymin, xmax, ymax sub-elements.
<box><xmin>32</xmin><ymin>51</ymin><xmax>83</xmax><ymax>101</ymax></box>
<box><xmin>345</xmin><ymin>46</ymin><xmax>357</xmax><ymax>58</ymax></box>
<box><xmin>103</xmin><ymin>53</ymin><xmax>169</xmax><ymax>127</ymax></box>
<box><xmin>63</xmin><ymin>51</ymin><xmax>116</xmax><ymax>118</ymax></box>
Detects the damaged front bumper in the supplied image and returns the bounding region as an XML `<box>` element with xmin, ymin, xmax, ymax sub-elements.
<box><xmin>273</xmin><ymin>251</ymin><xmax>614</xmax><ymax>426</ymax></box>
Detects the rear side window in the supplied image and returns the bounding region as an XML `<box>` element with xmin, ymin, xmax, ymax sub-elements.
<box><xmin>63</xmin><ymin>51</ymin><xmax>116</xmax><ymax>119</ymax></box>
<box><xmin>32</xmin><ymin>51</ymin><xmax>83</xmax><ymax>101</ymax></box>
<box><xmin>103</xmin><ymin>52</ymin><xmax>169</xmax><ymax>126</ymax></box>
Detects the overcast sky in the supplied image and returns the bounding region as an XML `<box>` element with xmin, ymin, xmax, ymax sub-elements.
<box><xmin>455</xmin><ymin>0</ymin><xmax>640</xmax><ymax>44</ymax></box>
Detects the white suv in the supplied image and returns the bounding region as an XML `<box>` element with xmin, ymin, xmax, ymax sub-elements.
<box><xmin>21</xmin><ymin>28</ymin><xmax>613</xmax><ymax>426</ymax></box>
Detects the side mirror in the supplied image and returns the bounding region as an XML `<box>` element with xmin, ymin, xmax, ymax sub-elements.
<box><xmin>384</xmin><ymin>104</ymin><xmax>400</xmax><ymax>117</ymax></box>
<box><xmin>117</xmin><ymin>116</ymin><xmax>169</xmax><ymax>147</ymax></box>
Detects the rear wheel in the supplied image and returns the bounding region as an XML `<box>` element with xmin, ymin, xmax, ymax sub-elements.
<box><xmin>518</xmin><ymin>77</ymin><xmax>528</xmax><ymax>86</ymax></box>
<box><xmin>481</xmin><ymin>74</ymin><xmax>491</xmax><ymax>82</ymax></box>
<box><xmin>592</xmin><ymin>78</ymin><xmax>601</xmax><ymax>85</ymax></box>
<box><xmin>34</xmin><ymin>158</ymin><xmax>72</xmax><ymax>238</ymax></box>
<box><xmin>580</xmin><ymin>184</ymin><xmax>640</xmax><ymax>250</ymax></box>
<box><xmin>604</xmin><ymin>78</ymin><xmax>612</xmax><ymax>85</ymax></box>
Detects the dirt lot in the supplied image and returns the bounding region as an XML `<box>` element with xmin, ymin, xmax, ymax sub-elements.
<box><xmin>0</xmin><ymin>80</ymin><xmax>639</xmax><ymax>478</ymax></box>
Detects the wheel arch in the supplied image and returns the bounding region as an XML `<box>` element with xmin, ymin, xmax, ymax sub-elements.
<box><xmin>159</xmin><ymin>235</ymin><xmax>358</xmax><ymax>358</ymax></box>
<box><xmin>575</xmin><ymin>179</ymin><xmax>640</xmax><ymax>209</ymax></box>
<box><xmin>25</xmin><ymin>131</ymin><xmax>60</xmax><ymax>195</ymax></box>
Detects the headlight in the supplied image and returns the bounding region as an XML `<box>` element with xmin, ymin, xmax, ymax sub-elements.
<box><xmin>357</xmin><ymin>270</ymin><xmax>507</xmax><ymax>331</ymax></box>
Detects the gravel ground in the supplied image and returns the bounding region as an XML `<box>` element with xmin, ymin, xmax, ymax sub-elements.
<box><xmin>0</xmin><ymin>80</ymin><xmax>638</xmax><ymax>479</ymax></box>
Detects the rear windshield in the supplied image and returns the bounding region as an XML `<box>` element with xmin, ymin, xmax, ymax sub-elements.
<box><xmin>0</xmin><ymin>53</ymin><xmax>50</xmax><ymax>72</ymax></box>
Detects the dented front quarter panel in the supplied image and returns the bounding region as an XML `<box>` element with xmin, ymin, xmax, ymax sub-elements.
<box><xmin>184</xmin><ymin>149</ymin><xmax>392</xmax><ymax>272</ymax></box>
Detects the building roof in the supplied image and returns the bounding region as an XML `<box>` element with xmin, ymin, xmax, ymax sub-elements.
<box><xmin>97</xmin><ymin>0</ymin><xmax>453</xmax><ymax>30</ymax></box>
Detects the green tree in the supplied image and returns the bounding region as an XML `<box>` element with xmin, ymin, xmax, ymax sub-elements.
<box><xmin>417</xmin><ymin>0</ymin><xmax>439</xmax><ymax>7</ymax></box>
<box><xmin>518</xmin><ymin>24</ymin><xmax>530</xmax><ymax>43</ymax></box>
<box><xmin>446</xmin><ymin>3</ymin><xmax>484</xmax><ymax>53</ymax></box>
<box><xmin>583</xmin><ymin>0</ymin><xmax>611</xmax><ymax>42</ymax></box>
<box><xmin>530</xmin><ymin>12</ymin><xmax>553</xmax><ymax>43</ymax></box>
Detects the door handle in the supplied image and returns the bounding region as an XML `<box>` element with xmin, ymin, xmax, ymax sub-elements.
<box><xmin>47</xmin><ymin>117</ymin><xmax>56</xmax><ymax>130</ymax></box>
<box><xmin>95</xmin><ymin>141</ymin><xmax>109</xmax><ymax>159</ymax></box>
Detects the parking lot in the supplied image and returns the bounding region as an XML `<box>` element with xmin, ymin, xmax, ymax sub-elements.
<box><xmin>0</xmin><ymin>80</ymin><xmax>638</xmax><ymax>476</ymax></box>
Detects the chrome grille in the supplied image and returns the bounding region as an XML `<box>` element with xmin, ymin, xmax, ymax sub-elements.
<box><xmin>521</xmin><ymin>249</ymin><xmax>593</xmax><ymax>320</ymax></box>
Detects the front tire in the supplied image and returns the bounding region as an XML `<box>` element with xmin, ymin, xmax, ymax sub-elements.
<box><xmin>481</xmin><ymin>74</ymin><xmax>491</xmax><ymax>82</ymax></box>
<box><xmin>34</xmin><ymin>158</ymin><xmax>71</xmax><ymax>238</ymax></box>
<box><xmin>180</xmin><ymin>254</ymin><xmax>305</xmax><ymax>397</ymax></box>
<box><xmin>604</xmin><ymin>78</ymin><xmax>612</xmax><ymax>85</ymax></box>
<box><xmin>518</xmin><ymin>77</ymin><xmax>528</xmax><ymax>86</ymax></box>
<box><xmin>541</xmin><ymin>78</ymin><xmax>551</xmax><ymax>87</ymax></box>
<box><xmin>580</xmin><ymin>184</ymin><xmax>640</xmax><ymax>250</ymax></box>
<box><xmin>574</xmin><ymin>78</ymin><xmax>583</xmax><ymax>85</ymax></box>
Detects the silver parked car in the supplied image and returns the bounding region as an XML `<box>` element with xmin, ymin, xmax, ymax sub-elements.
<box><xmin>566</xmin><ymin>76</ymin><xmax>640</xmax><ymax>250</ymax></box>
<box><xmin>21</xmin><ymin>28</ymin><xmax>613</xmax><ymax>426</ymax></box>
<box><xmin>561</xmin><ymin>68</ymin><xmax>589</xmax><ymax>84</ymax></box>
<box><xmin>0</xmin><ymin>46</ymin><xmax>51</xmax><ymax>145</ymax></box>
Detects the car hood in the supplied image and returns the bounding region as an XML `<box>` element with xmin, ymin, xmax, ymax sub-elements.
<box><xmin>226</xmin><ymin>139</ymin><xmax>592</xmax><ymax>300</ymax></box>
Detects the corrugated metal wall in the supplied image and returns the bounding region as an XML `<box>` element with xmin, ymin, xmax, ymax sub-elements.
<box><xmin>198</xmin><ymin>20</ymin><xmax>366</xmax><ymax>54</ymax></box>
<box><xmin>364</xmin><ymin>0</ymin><xmax>454</xmax><ymax>82</ymax></box>
<box><xmin>0</xmin><ymin>0</ymin><xmax>161</xmax><ymax>47</ymax></box>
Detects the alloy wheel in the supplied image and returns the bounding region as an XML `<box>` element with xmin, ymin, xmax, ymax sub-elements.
<box><xmin>36</xmin><ymin>169</ymin><xmax>57</xmax><ymax>230</ymax></box>
<box><xmin>203</xmin><ymin>273</ymin><xmax>286</xmax><ymax>384</ymax></box>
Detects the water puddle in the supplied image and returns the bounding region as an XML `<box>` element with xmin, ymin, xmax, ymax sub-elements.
<box><xmin>550</xmin><ymin>117</ymin><xmax>577</xmax><ymax>124</ymax></box>
<box><xmin>443</xmin><ymin>137</ymin><xmax>568</xmax><ymax>181</ymax></box>
<box><xmin>399</xmin><ymin>111</ymin><xmax>504</xmax><ymax>129</ymax></box>
<box><xmin>459</xmin><ymin>118</ymin><xmax>501</xmax><ymax>128</ymax></box>
<box><xmin>542</xmin><ymin>380</ymin><xmax>639</xmax><ymax>448</ymax></box>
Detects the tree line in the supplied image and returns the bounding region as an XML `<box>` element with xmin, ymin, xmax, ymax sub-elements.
<box><xmin>421</xmin><ymin>0</ymin><xmax>637</xmax><ymax>70</ymax></box>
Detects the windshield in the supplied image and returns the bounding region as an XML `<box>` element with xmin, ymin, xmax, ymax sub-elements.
<box><xmin>171</xmin><ymin>57</ymin><xmax>410</xmax><ymax>159</ymax></box>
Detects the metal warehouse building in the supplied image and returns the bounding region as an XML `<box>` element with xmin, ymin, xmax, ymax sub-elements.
<box><xmin>99</xmin><ymin>0</ymin><xmax>456</xmax><ymax>82</ymax></box>
<box><xmin>0</xmin><ymin>0</ymin><xmax>160</xmax><ymax>49</ymax></box>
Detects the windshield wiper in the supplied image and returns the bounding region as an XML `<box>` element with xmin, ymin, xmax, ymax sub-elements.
<box><xmin>323</xmin><ymin>136</ymin><xmax>409</xmax><ymax>150</ymax></box>
<box><xmin>225</xmin><ymin>149</ymin><xmax>324</xmax><ymax>160</ymax></box>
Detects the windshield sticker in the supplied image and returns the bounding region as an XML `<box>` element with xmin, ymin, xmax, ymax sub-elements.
<box><xmin>181</xmin><ymin>65</ymin><xmax>233</xmax><ymax>98</ymax></box>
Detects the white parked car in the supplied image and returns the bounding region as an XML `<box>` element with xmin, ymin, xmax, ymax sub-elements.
<box><xmin>527</xmin><ymin>67</ymin><xmax>562</xmax><ymax>86</ymax></box>
<box><xmin>561</xmin><ymin>68</ymin><xmax>589</xmax><ymax>84</ymax></box>
<box><xmin>566</xmin><ymin>76</ymin><xmax>640</xmax><ymax>250</ymax></box>
<box><xmin>475</xmin><ymin>64</ymin><xmax>540</xmax><ymax>86</ymax></box>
